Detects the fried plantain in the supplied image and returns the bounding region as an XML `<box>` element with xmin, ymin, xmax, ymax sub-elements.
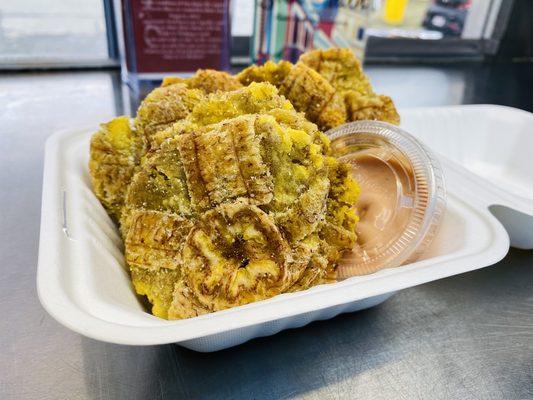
<box><xmin>256</xmin><ymin>117</ymin><xmax>328</xmax><ymax>240</ymax></box>
<box><xmin>125</xmin><ymin>209</ymin><xmax>193</xmax><ymax>271</ymax></box>
<box><xmin>299</xmin><ymin>47</ymin><xmax>372</xmax><ymax>95</ymax></box>
<box><xmin>162</xmin><ymin>69</ymin><xmax>243</xmax><ymax>93</ymax></box>
<box><xmin>124</xmin><ymin>138</ymin><xmax>193</xmax><ymax>214</ymax></box>
<box><xmin>176</xmin><ymin>203</ymin><xmax>292</xmax><ymax>315</ymax></box>
<box><xmin>345</xmin><ymin>91</ymin><xmax>400</xmax><ymax>125</ymax></box>
<box><xmin>190</xmin><ymin>81</ymin><xmax>293</xmax><ymax>126</ymax></box>
<box><xmin>193</xmin><ymin>116</ymin><xmax>273</xmax><ymax>206</ymax></box>
<box><xmin>237</xmin><ymin>60</ymin><xmax>293</xmax><ymax>87</ymax></box>
<box><xmin>299</xmin><ymin>48</ymin><xmax>400</xmax><ymax>125</ymax></box>
<box><xmin>89</xmin><ymin>116</ymin><xmax>144</xmax><ymax>221</ymax></box>
<box><xmin>130</xmin><ymin>266</ymin><xmax>181</xmax><ymax>319</ymax></box>
<box><xmin>280</xmin><ymin>62</ymin><xmax>347</xmax><ymax>130</ymax></box>
<box><xmin>135</xmin><ymin>84</ymin><xmax>204</xmax><ymax>144</ymax></box>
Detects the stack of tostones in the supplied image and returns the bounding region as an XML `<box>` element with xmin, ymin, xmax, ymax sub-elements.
<box><xmin>89</xmin><ymin>48</ymin><xmax>395</xmax><ymax>320</ymax></box>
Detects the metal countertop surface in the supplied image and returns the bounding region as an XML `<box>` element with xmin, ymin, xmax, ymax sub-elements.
<box><xmin>1</xmin><ymin>63</ymin><xmax>532</xmax><ymax>400</ymax></box>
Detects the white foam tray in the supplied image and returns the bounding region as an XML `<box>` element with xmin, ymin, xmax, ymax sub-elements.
<box><xmin>38</xmin><ymin>105</ymin><xmax>533</xmax><ymax>352</ymax></box>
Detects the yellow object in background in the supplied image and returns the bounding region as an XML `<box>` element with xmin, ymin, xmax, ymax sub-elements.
<box><xmin>383</xmin><ymin>0</ymin><xmax>410</xmax><ymax>25</ymax></box>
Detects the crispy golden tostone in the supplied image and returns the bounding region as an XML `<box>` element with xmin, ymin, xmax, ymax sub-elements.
<box><xmin>89</xmin><ymin>116</ymin><xmax>144</xmax><ymax>221</ymax></box>
<box><xmin>125</xmin><ymin>209</ymin><xmax>193</xmax><ymax>271</ymax></box>
<box><xmin>299</xmin><ymin>47</ymin><xmax>372</xmax><ymax>95</ymax></box>
<box><xmin>280</xmin><ymin>63</ymin><xmax>347</xmax><ymax>130</ymax></box>
<box><xmin>91</xmin><ymin>80</ymin><xmax>360</xmax><ymax>319</ymax></box>
<box><xmin>140</xmin><ymin>70</ymin><xmax>243</xmax><ymax>146</ymax></box>
<box><xmin>134</xmin><ymin>83</ymin><xmax>205</xmax><ymax>144</ymax></box>
<box><xmin>237</xmin><ymin>60</ymin><xmax>293</xmax><ymax>87</ymax></box>
<box><xmin>299</xmin><ymin>48</ymin><xmax>400</xmax><ymax>126</ymax></box>
<box><xmin>237</xmin><ymin>48</ymin><xmax>400</xmax><ymax>129</ymax></box>
<box><xmin>161</xmin><ymin>69</ymin><xmax>243</xmax><ymax>94</ymax></box>
<box><xmin>170</xmin><ymin>203</ymin><xmax>301</xmax><ymax>318</ymax></box>
<box><xmin>91</xmin><ymin>71</ymin><xmax>243</xmax><ymax>222</ymax></box>
<box><xmin>344</xmin><ymin>91</ymin><xmax>399</xmax><ymax>124</ymax></box>
<box><xmin>190</xmin><ymin>81</ymin><xmax>294</xmax><ymax>125</ymax></box>
<box><xmin>130</xmin><ymin>267</ymin><xmax>181</xmax><ymax>320</ymax></box>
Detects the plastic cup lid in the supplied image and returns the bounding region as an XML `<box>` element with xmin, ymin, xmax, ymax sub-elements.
<box><xmin>326</xmin><ymin>121</ymin><xmax>446</xmax><ymax>278</ymax></box>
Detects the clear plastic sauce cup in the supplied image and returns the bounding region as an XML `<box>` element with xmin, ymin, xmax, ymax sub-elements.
<box><xmin>326</xmin><ymin>121</ymin><xmax>446</xmax><ymax>278</ymax></box>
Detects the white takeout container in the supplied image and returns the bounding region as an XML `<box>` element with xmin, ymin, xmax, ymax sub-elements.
<box><xmin>401</xmin><ymin>105</ymin><xmax>533</xmax><ymax>250</ymax></box>
<box><xmin>37</xmin><ymin>105</ymin><xmax>533</xmax><ymax>352</ymax></box>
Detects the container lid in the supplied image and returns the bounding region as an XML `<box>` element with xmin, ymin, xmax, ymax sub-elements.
<box><xmin>326</xmin><ymin>121</ymin><xmax>446</xmax><ymax>278</ymax></box>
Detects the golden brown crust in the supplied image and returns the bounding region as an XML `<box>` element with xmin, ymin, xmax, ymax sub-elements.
<box><xmin>231</xmin><ymin>117</ymin><xmax>274</xmax><ymax>205</ymax></box>
<box><xmin>194</xmin><ymin>118</ymin><xmax>258</xmax><ymax>205</ymax></box>
<box><xmin>168</xmin><ymin>280</ymin><xmax>210</xmax><ymax>319</ymax></box>
<box><xmin>316</xmin><ymin>91</ymin><xmax>348</xmax><ymax>130</ymax></box>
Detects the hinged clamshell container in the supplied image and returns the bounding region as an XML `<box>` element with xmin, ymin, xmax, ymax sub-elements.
<box><xmin>38</xmin><ymin>105</ymin><xmax>533</xmax><ymax>351</ymax></box>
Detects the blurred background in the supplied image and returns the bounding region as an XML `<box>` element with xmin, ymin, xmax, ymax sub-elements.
<box><xmin>0</xmin><ymin>0</ymin><xmax>530</xmax><ymax>70</ymax></box>
<box><xmin>1</xmin><ymin>0</ymin><xmax>530</xmax><ymax>133</ymax></box>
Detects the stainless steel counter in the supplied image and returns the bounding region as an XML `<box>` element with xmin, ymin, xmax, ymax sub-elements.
<box><xmin>1</xmin><ymin>65</ymin><xmax>532</xmax><ymax>400</ymax></box>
